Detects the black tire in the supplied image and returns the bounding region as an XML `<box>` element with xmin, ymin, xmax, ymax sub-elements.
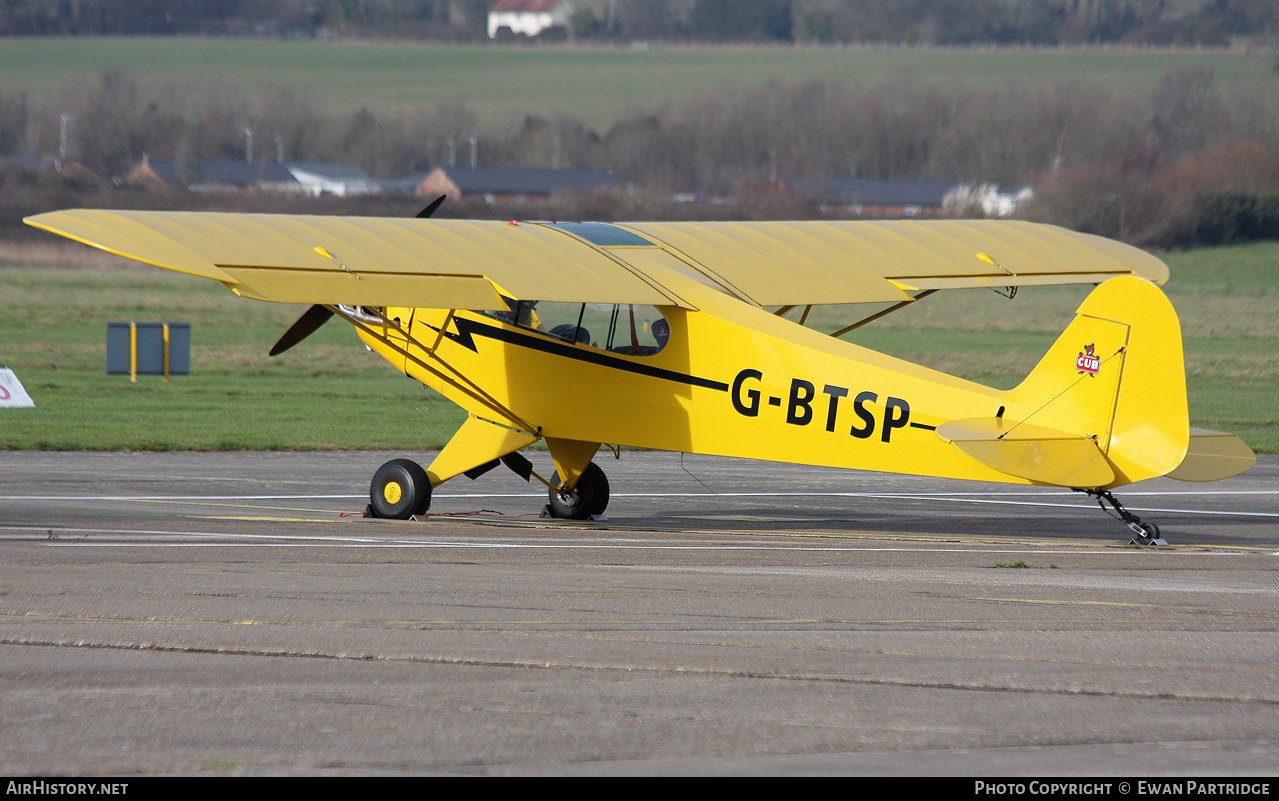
<box><xmin>547</xmin><ymin>462</ymin><xmax>609</xmax><ymax>520</ymax></box>
<box><xmin>369</xmin><ymin>459</ymin><xmax>432</xmax><ymax>519</ymax></box>
<box><xmin>1138</xmin><ymin>522</ymin><xmax>1161</xmax><ymax>543</ymax></box>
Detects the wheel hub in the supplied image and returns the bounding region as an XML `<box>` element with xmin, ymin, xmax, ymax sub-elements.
<box><xmin>383</xmin><ymin>481</ymin><xmax>402</xmax><ymax>504</ymax></box>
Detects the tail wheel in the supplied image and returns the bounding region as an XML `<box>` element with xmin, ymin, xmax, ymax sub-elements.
<box><xmin>1134</xmin><ymin>521</ymin><xmax>1162</xmax><ymax>546</ymax></box>
<box><xmin>547</xmin><ymin>462</ymin><xmax>609</xmax><ymax>520</ymax></box>
<box><xmin>370</xmin><ymin>459</ymin><xmax>432</xmax><ymax>519</ymax></box>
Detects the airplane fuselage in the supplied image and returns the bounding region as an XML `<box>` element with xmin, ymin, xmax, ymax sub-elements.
<box><xmin>363</xmin><ymin>275</ymin><xmax>1040</xmax><ymax>487</ymax></box>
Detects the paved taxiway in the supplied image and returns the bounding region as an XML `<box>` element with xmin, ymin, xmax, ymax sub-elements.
<box><xmin>1</xmin><ymin>450</ymin><xmax>1277</xmax><ymax>775</ymax></box>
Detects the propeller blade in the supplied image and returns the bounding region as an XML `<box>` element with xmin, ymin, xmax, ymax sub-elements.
<box><xmin>269</xmin><ymin>304</ymin><xmax>334</xmax><ymax>356</ymax></box>
<box><xmin>416</xmin><ymin>194</ymin><xmax>447</xmax><ymax>218</ymax></box>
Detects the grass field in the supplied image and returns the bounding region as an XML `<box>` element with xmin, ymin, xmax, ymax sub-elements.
<box><xmin>1</xmin><ymin>239</ymin><xmax>1275</xmax><ymax>453</ymax></box>
<box><xmin>2</xmin><ymin>37</ymin><xmax>1276</xmax><ymax>128</ymax></box>
<box><xmin>0</xmin><ymin>258</ymin><xmax>466</xmax><ymax>450</ymax></box>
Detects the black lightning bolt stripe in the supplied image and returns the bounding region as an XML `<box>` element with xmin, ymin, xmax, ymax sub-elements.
<box><xmin>433</xmin><ymin>316</ymin><xmax>730</xmax><ymax>392</ymax></box>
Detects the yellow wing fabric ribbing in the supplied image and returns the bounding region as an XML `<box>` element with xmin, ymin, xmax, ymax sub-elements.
<box><xmin>26</xmin><ymin>212</ymin><xmax>1169</xmax><ymax>311</ymax></box>
<box><xmin>618</xmin><ymin>220</ymin><xmax>1168</xmax><ymax>305</ymax></box>
<box><xmin>24</xmin><ymin>210</ymin><xmax>689</xmax><ymax>310</ymax></box>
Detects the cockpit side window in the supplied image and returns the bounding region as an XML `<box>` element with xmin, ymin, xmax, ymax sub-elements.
<box><xmin>482</xmin><ymin>301</ymin><xmax>669</xmax><ymax>356</ymax></box>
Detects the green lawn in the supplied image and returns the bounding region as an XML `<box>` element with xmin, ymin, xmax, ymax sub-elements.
<box><xmin>2</xmin><ymin>37</ymin><xmax>1275</xmax><ymax>128</ymax></box>
<box><xmin>1</xmin><ymin>239</ymin><xmax>1275</xmax><ymax>452</ymax></box>
<box><xmin>0</xmin><ymin>263</ymin><xmax>465</xmax><ymax>450</ymax></box>
<box><xmin>0</xmin><ymin>373</ymin><xmax>465</xmax><ymax>451</ymax></box>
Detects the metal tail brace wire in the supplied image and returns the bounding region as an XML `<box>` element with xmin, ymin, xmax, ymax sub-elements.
<box><xmin>997</xmin><ymin>345</ymin><xmax>1126</xmax><ymax>441</ymax></box>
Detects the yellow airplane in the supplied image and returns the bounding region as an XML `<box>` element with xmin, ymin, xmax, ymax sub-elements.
<box><xmin>26</xmin><ymin>208</ymin><xmax>1256</xmax><ymax>544</ymax></box>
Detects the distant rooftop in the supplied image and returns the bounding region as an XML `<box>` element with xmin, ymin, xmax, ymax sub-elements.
<box><xmin>790</xmin><ymin>178</ymin><xmax>964</xmax><ymax>207</ymax></box>
<box><xmin>490</xmin><ymin>0</ymin><xmax>566</xmax><ymax>11</ymax></box>
<box><xmin>441</xmin><ymin>167</ymin><xmax>617</xmax><ymax>196</ymax></box>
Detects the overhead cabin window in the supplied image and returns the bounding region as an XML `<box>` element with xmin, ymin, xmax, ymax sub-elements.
<box><xmin>546</xmin><ymin>222</ymin><xmax>654</xmax><ymax>247</ymax></box>
<box><xmin>484</xmin><ymin>300</ymin><xmax>669</xmax><ymax>357</ymax></box>
<box><xmin>547</xmin><ymin>221</ymin><xmax>744</xmax><ymax>301</ymax></box>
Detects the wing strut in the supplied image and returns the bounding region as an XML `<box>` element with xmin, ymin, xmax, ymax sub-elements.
<box><xmin>336</xmin><ymin>306</ymin><xmax>538</xmax><ymax>436</ymax></box>
<box><xmin>830</xmin><ymin>290</ymin><xmax>937</xmax><ymax>338</ymax></box>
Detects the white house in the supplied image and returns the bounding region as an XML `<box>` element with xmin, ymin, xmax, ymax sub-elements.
<box><xmin>979</xmin><ymin>185</ymin><xmax>1035</xmax><ymax>218</ymax></box>
<box><xmin>287</xmin><ymin>163</ymin><xmax>380</xmax><ymax>197</ymax></box>
<box><xmin>487</xmin><ymin>0</ymin><xmax>572</xmax><ymax>39</ymax></box>
<box><xmin>935</xmin><ymin>182</ymin><xmax>1035</xmax><ymax>218</ymax></box>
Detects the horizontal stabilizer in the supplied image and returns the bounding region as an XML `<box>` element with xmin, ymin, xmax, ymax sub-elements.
<box><xmin>1166</xmin><ymin>428</ymin><xmax>1257</xmax><ymax>482</ymax></box>
<box><xmin>937</xmin><ymin>417</ymin><xmax>1114</xmax><ymax>488</ymax></box>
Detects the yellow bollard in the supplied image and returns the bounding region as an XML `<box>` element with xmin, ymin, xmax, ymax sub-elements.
<box><xmin>129</xmin><ymin>322</ymin><xmax>137</xmax><ymax>383</ymax></box>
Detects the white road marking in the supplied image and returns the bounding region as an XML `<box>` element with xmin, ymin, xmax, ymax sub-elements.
<box><xmin>4</xmin><ymin>489</ymin><xmax>1277</xmax><ymax>501</ymax></box>
<box><xmin>1</xmin><ymin>494</ymin><xmax>368</xmax><ymax>501</ymax></box>
<box><xmin>863</xmin><ymin>495</ymin><xmax>1279</xmax><ymax>518</ymax></box>
<box><xmin>4</xmin><ymin>487</ymin><xmax>1276</xmax><ymax>518</ymax></box>
<box><xmin>0</xmin><ymin>521</ymin><xmax>1269</xmax><ymax>557</ymax></box>
<box><xmin>0</xmin><ymin>524</ymin><xmax>1230</xmax><ymax>555</ymax></box>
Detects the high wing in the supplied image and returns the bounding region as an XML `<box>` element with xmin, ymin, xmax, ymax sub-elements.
<box><xmin>620</xmin><ymin>220</ymin><xmax>1169</xmax><ymax>300</ymax></box>
<box><xmin>23</xmin><ymin>210</ymin><xmax>688</xmax><ymax>310</ymax></box>
<box><xmin>26</xmin><ymin>211</ymin><xmax>1166</xmax><ymax>311</ymax></box>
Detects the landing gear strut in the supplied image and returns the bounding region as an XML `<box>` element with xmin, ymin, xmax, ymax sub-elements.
<box><xmin>1077</xmin><ymin>488</ymin><xmax>1166</xmax><ymax>546</ymax></box>
<box><xmin>546</xmin><ymin>462</ymin><xmax>610</xmax><ymax>520</ymax></box>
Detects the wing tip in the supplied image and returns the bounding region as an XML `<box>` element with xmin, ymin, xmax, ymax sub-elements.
<box><xmin>23</xmin><ymin>208</ymin><xmax>240</xmax><ymax>285</ymax></box>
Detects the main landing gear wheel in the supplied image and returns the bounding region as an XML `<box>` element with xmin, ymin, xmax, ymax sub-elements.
<box><xmin>547</xmin><ymin>462</ymin><xmax>610</xmax><ymax>520</ymax></box>
<box><xmin>369</xmin><ymin>458</ymin><xmax>432</xmax><ymax>519</ymax></box>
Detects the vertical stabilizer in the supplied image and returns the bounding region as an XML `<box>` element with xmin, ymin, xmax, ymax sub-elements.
<box><xmin>1004</xmin><ymin>276</ymin><xmax>1189</xmax><ymax>488</ymax></box>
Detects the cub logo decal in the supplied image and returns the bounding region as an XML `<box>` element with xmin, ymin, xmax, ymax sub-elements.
<box><xmin>1076</xmin><ymin>343</ymin><xmax>1100</xmax><ymax>376</ymax></box>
